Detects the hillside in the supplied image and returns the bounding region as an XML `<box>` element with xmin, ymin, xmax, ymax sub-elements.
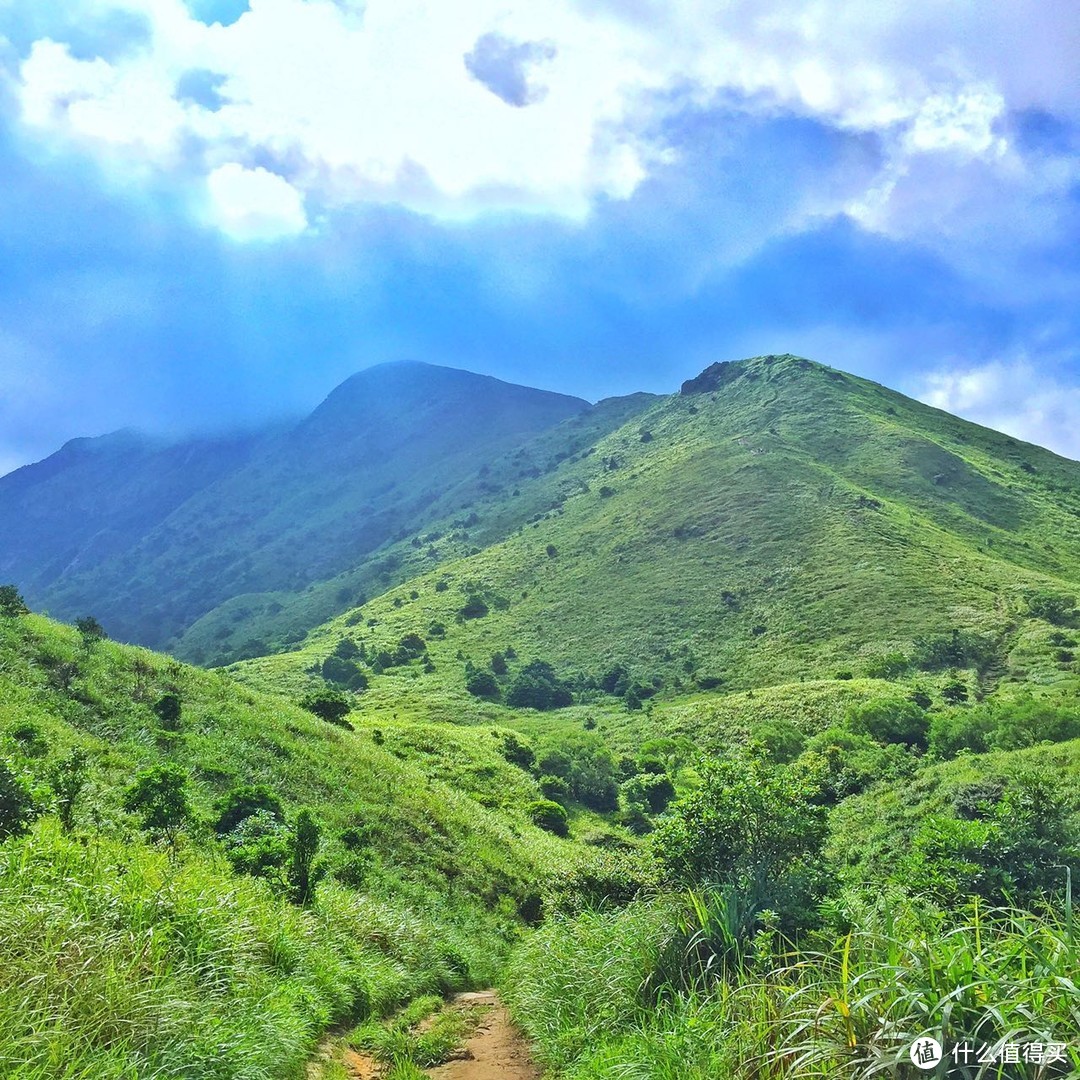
<box><xmin>0</xmin><ymin>362</ymin><xmax>592</xmax><ymax>656</ymax></box>
<box><xmin>0</xmin><ymin>605</ymin><xmax>587</xmax><ymax>1075</ymax></box>
<box><xmin>230</xmin><ymin>354</ymin><xmax>1080</xmax><ymax>725</ymax></box>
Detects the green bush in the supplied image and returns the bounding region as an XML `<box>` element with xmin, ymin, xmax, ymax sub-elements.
<box><xmin>528</xmin><ymin>799</ymin><xmax>569</xmax><ymax>837</ymax></box>
<box><xmin>0</xmin><ymin>759</ymin><xmax>37</xmax><ymax>840</ymax></box>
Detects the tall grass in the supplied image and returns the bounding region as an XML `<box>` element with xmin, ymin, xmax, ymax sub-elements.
<box><xmin>503</xmin><ymin>892</ymin><xmax>1080</xmax><ymax>1079</ymax></box>
<box><xmin>0</xmin><ymin>821</ymin><xmax>489</xmax><ymax>1079</ymax></box>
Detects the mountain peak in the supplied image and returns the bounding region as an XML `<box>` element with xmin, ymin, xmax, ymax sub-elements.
<box><xmin>680</xmin><ymin>353</ymin><xmax>828</xmax><ymax>395</ymax></box>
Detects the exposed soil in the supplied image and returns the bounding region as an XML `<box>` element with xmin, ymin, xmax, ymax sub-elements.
<box><xmin>320</xmin><ymin>990</ymin><xmax>540</xmax><ymax>1080</ymax></box>
<box><xmin>426</xmin><ymin>991</ymin><xmax>540</xmax><ymax>1080</ymax></box>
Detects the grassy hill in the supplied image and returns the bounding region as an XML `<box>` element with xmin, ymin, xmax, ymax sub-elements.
<box><xmin>0</xmin><ymin>362</ymin><xmax>593</xmax><ymax>657</ymax></box>
<box><xmin>0</xmin><ymin>607</ymin><xmax>583</xmax><ymax>1077</ymax></box>
<box><xmin>230</xmin><ymin>355</ymin><xmax>1080</xmax><ymax>728</ymax></box>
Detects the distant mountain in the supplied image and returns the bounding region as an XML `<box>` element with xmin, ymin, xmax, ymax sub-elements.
<box><xmin>0</xmin><ymin>362</ymin><xmax>592</xmax><ymax>652</ymax></box>
<box><xmin>231</xmin><ymin>354</ymin><xmax>1080</xmax><ymax>710</ymax></box>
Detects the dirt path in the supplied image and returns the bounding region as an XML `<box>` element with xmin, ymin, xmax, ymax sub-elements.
<box><xmin>327</xmin><ymin>990</ymin><xmax>541</xmax><ymax>1080</ymax></box>
<box><xmin>425</xmin><ymin>991</ymin><xmax>540</xmax><ymax>1080</ymax></box>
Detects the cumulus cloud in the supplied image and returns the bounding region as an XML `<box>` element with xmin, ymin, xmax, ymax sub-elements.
<box><xmin>206</xmin><ymin>162</ymin><xmax>308</xmax><ymax>240</ymax></box>
<box><xmin>464</xmin><ymin>32</ymin><xmax>556</xmax><ymax>107</ymax></box>
<box><xmin>915</xmin><ymin>359</ymin><xmax>1080</xmax><ymax>461</ymax></box>
<box><xmin>9</xmin><ymin>0</ymin><xmax>1078</xmax><ymax>239</ymax></box>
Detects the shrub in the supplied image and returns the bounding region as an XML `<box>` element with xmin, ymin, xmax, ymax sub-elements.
<box><xmin>153</xmin><ymin>693</ymin><xmax>182</xmax><ymax>731</ymax></box>
<box><xmin>0</xmin><ymin>760</ymin><xmax>37</xmax><ymax>840</ymax></box>
<box><xmin>528</xmin><ymin>799</ymin><xmax>569</xmax><ymax>837</ymax></box>
<box><xmin>48</xmin><ymin>748</ymin><xmax>89</xmax><ymax>833</ymax></box>
<box><xmin>459</xmin><ymin>595</ymin><xmax>489</xmax><ymax>620</ymax></box>
<box><xmin>847</xmin><ymin>697</ymin><xmax>929</xmax><ymax>748</ymax></box>
<box><xmin>506</xmin><ymin>660</ymin><xmax>573</xmax><ymax>711</ymax></box>
<box><xmin>213</xmin><ymin>783</ymin><xmax>285</xmax><ymax>836</ymax></box>
<box><xmin>74</xmin><ymin>616</ymin><xmax>107</xmax><ymax>649</ymax></box>
<box><xmin>287</xmin><ymin>808</ymin><xmax>325</xmax><ymax>906</ymax></box>
<box><xmin>334</xmin><ymin>638</ymin><xmax>360</xmax><ymax>660</ymax></box>
<box><xmin>465</xmin><ymin>668</ymin><xmax>500</xmax><ymax>699</ymax></box>
<box><xmin>653</xmin><ymin>757</ymin><xmax>827</xmax><ymax>932</ymax></box>
<box><xmin>123</xmin><ymin>763</ymin><xmax>191</xmax><ymax>846</ymax></box>
<box><xmin>299</xmin><ymin>690</ymin><xmax>354</xmax><ymax>729</ymax></box>
<box><xmin>498</xmin><ymin>733</ymin><xmax>535</xmax><ymax>770</ymax></box>
<box><xmin>0</xmin><ymin>585</ymin><xmax>29</xmax><ymax>618</ymax></box>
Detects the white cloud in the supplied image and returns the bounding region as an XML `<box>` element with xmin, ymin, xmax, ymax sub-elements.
<box><xmin>206</xmin><ymin>162</ymin><xmax>308</xmax><ymax>240</ymax></box>
<box><xmin>9</xmin><ymin>0</ymin><xmax>1080</xmax><ymax>237</ymax></box>
<box><xmin>914</xmin><ymin>359</ymin><xmax>1080</xmax><ymax>462</ymax></box>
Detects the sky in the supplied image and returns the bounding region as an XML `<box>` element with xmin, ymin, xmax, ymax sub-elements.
<box><xmin>0</xmin><ymin>0</ymin><xmax>1079</xmax><ymax>473</ymax></box>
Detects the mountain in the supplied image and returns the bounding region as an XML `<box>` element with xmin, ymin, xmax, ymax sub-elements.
<box><xmin>0</xmin><ymin>362</ymin><xmax>592</xmax><ymax>654</ymax></box>
<box><xmin>230</xmin><ymin>354</ymin><xmax>1080</xmax><ymax>718</ymax></box>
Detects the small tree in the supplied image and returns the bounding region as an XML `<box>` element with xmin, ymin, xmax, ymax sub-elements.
<box><xmin>0</xmin><ymin>585</ymin><xmax>29</xmax><ymax>618</ymax></box>
<box><xmin>123</xmin><ymin>763</ymin><xmax>190</xmax><ymax>847</ymax></box>
<box><xmin>466</xmin><ymin>666</ymin><xmax>500</xmax><ymax>699</ymax></box>
<box><xmin>74</xmin><ymin>616</ymin><xmax>107</xmax><ymax>651</ymax></box>
<box><xmin>287</xmin><ymin>808</ymin><xmax>324</xmax><ymax>905</ymax></box>
<box><xmin>153</xmin><ymin>693</ymin><xmax>182</xmax><ymax>731</ymax></box>
<box><xmin>0</xmin><ymin>760</ymin><xmax>37</xmax><ymax>839</ymax></box>
<box><xmin>48</xmin><ymin>748</ymin><xmax>89</xmax><ymax>833</ymax></box>
<box><xmin>299</xmin><ymin>690</ymin><xmax>354</xmax><ymax>729</ymax></box>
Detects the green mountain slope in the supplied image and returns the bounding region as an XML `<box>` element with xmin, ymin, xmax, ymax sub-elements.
<box><xmin>1</xmin><ymin>362</ymin><xmax>591</xmax><ymax>654</ymax></box>
<box><xmin>231</xmin><ymin>354</ymin><xmax>1080</xmax><ymax>717</ymax></box>
<box><xmin>0</xmin><ymin>608</ymin><xmax>582</xmax><ymax>1076</ymax></box>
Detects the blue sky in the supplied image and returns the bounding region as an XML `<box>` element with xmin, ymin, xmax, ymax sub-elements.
<box><xmin>1</xmin><ymin>0</ymin><xmax>1079</xmax><ymax>473</ymax></box>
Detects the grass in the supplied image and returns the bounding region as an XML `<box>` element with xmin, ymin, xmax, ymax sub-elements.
<box><xmin>0</xmin><ymin>610</ymin><xmax>586</xmax><ymax>1079</ymax></box>
<box><xmin>502</xmin><ymin>893</ymin><xmax>1080</xmax><ymax>1079</ymax></box>
<box><xmin>350</xmin><ymin>995</ymin><xmax>485</xmax><ymax>1070</ymax></box>
<box><xmin>228</xmin><ymin>356</ymin><xmax>1080</xmax><ymax>742</ymax></box>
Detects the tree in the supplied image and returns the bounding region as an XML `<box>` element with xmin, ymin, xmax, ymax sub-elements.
<box><xmin>153</xmin><ymin>693</ymin><xmax>182</xmax><ymax>731</ymax></box>
<box><xmin>48</xmin><ymin>748</ymin><xmax>89</xmax><ymax>833</ymax></box>
<box><xmin>0</xmin><ymin>759</ymin><xmax>37</xmax><ymax>839</ymax></box>
<box><xmin>299</xmin><ymin>690</ymin><xmax>354</xmax><ymax>729</ymax></box>
<box><xmin>287</xmin><ymin>808</ymin><xmax>324</xmax><ymax>905</ymax></box>
<box><xmin>0</xmin><ymin>585</ymin><xmax>29</xmax><ymax>618</ymax></box>
<box><xmin>123</xmin><ymin>763</ymin><xmax>191</xmax><ymax>847</ymax></box>
<box><xmin>653</xmin><ymin>757</ymin><xmax>826</xmax><ymax>927</ymax></box>
<box><xmin>490</xmin><ymin>652</ymin><xmax>508</xmax><ymax>676</ymax></box>
<box><xmin>528</xmin><ymin>799</ymin><xmax>569</xmax><ymax>837</ymax></box>
<box><xmin>74</xmin><ymin>615</ymin><xmax>107</xmax><ymax>650</ymax></box>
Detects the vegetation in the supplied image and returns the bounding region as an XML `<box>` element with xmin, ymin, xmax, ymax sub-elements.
<box><xmin>5</xmin><ymin>356</ymin><xmax>1080</xmax><ymax>1078</ymax></box>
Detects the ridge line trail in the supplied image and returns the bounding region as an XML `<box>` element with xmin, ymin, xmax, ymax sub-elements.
<box><xmin>340</xmin><ymin>990</ymin><xmax>541</xmax><ymax>1080</ymax></box>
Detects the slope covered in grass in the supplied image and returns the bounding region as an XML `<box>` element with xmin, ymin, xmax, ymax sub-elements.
<box><xmin>1</xmin><ymin>362</ymin><xmax>591</xmax><ymax>654</ymax></box>
<box><xmin>231</xmin><ymin>355</ymin><xmax>1080</xmax><ymax>728</ymax></box>
<box><xmin>0</xmin><ymin>610</ymin><xmax>580</xmax><ymax>1078</ymax></box>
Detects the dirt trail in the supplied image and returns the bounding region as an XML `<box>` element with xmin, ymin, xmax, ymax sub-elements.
<box><xmin>331</xmin><ymin>990</ymin><xmax>541</xmax><ymax>1080</ymax></box>
<box><xmin>425</xmin><ymin>991</ymin><xmax>540</xmax><ymax>1080</ymax></box>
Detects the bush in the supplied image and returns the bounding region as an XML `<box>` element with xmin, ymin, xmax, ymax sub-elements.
<box><xmin>459</xmin><ymin>595</ymin><xmax>489</xmax><ymax>620</ymax></box>
<box><xmin>299</xmin><ymin>690</ymin><xmax>354</xmax><ymax>728</ymax></box>
<box><xmin>153</xmin><ymin>693</ymin><xmax>182</xmax><ymax>731</ymax></box>
<box><xmin>847</xmin><ymin>697</ymin><xmax>929</xmax><ymax>748</ymax></box>
<box><xmin>0</xmin><ymin>585</ymin><xmax>29</xmax><ymax>617</ymax></box>
<box><xmin>213</xmin><ymin>783</ymin><xmax>285</xmax><ymax>836</ymax></box>
<box><xmin>506</xmin><ymin>661</ymin><xmax>573</xmax><ymax>711</ymax></box>
<box><xmin>321</xmin><ymin>655</ymin><xmax>369</xmax><ymax>690</ymax></box>
<box><xmin>653</xmin><ymin>757</ymin><xmax>826</xmax><ymax>932</ymax></box>
<box><xmin>0</xmin><ymin>760</ymin><xmax>37</xmax><ymax>839</ymax></box>
<box><xmin>465</xmin><ymin>668</ymin><xmax>500</xmax><ymax>699</ymax></box>
<box><xmin>48</xmin><ymin>749</ymin><xmax>89</xmax><ymax>833</ymax></box>
<box><xmin>528</xmin><ymin>799</ymin><xmax>569</xmax><ymax>837</ymax></box>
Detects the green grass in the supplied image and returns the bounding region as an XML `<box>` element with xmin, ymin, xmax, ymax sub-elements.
<box><xmin>0</xmin><ymin>610</ymin><xmax>587</xmax><ymax>1079</ymax></box>
<box><xmin>229</xmin><ymin>356</ymin><xmax>1080</xmax><ymax>740</ymax></box>
<box><xmin>502</xmin><ymin>893</ymin><xmax>1080</xmax><ymax>1079</ymax></box>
